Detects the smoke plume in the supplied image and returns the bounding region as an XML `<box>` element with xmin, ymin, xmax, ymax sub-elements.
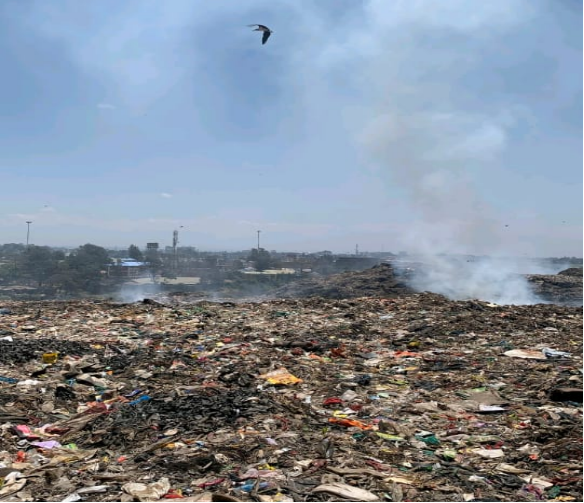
<box><xmin>116</xmin><ymin>282</ymin><xmax>162</xmax><ymax>303</ymax></box>
<box><xmin>353</xmin><ymin>2</ymin><xmax>544</xmax><ymax>304</ymax></box>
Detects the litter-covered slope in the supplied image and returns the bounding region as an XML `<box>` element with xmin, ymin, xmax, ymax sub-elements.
<box><xmin>274</xmin><ymin>263</ymin><xmax>414</xmax><ymax>299</ymax></box>
<box><xmin>0</xmin><ymin>295</ymin><xmax>581</xmax><ymax>501</ymax></box>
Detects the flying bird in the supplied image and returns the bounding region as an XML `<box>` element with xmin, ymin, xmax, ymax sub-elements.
<box><xmin>248</xmin><ymin>24</ymin><xmax>272</xmax><ymax>45</ymax></box>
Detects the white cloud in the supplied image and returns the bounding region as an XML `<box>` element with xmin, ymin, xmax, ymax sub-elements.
<box><xmin>97</xmin><ymin>103</ymin><xmax>116</xmax><ymax>110</ymax></box>
<box><xmin>160</xmin><ymin>192</ymin><xmax>173</xmax><ymax>198</ymax></box>
<box><xmin>9</xmin><ymin>213</ymin><xmax>36</xmax><ymax>221</ymax></box>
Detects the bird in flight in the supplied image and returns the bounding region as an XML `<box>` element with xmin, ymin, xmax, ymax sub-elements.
<box><xmin>248</xmin><ymin>24</ymin><xmax>272</xmax><ymax>45</ymax></box>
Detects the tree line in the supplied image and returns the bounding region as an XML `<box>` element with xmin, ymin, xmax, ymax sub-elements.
<box><xmin>0</xmin><ymin>243</ymin><xmax>111</xmax><ymax>294</ymax></box>
<box><xmin>0</xmin><ymin>242</ymin><xmax>276</xmax><ymax>295</ymax></box>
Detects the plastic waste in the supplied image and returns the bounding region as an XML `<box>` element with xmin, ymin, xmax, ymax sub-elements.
<box><xmin>0</xmin><ymin>376</ymin><xmax>18</xmax><ymax>384</ymax></box>
<box><xmin>122</xmin><ymin>477</ymin><xmax>171</xmax><ymax>501</ymax></box>
<box><xmin>415</xmin><ymin>433</ymin><xmax>440</xmax><ymax>446</ymax></box>
<box><xmin>125</xmin><ymin>389</ymin><xmax>143</xmax><ymax>398</ymax></box>
<box><xmin>504</xmin><ymin>349</ymin><xmax>546</xmax><ymax>360</ymax></box>
<box><xmin>196</xmin><ymin>478</ymin><xmax>225</xmax><ymax>489</ymax></box>
<box><xmin>542</xmin><ymin>347</ymin><xmax>572</xmax><ymax>358</ymax></box>
<box><xmin>31</xmin><ymin>440</ymin><xmax>61</xmax><ymax>449</ymax></box>
<box><xmin>16</xmin><ymin>379</ymin><xmax>41</xmax><ymax>386</ymax></box>
<box><xmin>340</xmin><ymin>389</ymin><xmax>358</xmax><ymax>401</ymax></box>
<box><xmin>478</xmin><ymin>404</ymin><xmax>507</xmax><ymax>412</ymax></box>
<box><xmin>473</xmin><ymin>448</ymin><xmax>505</xmax><ymax>458</ymax></box>
<box><xmin>0</xmin><ymin>471</ymin><xmax>26</xmax><ymax>497</ymax></box>
<box><xmin>128</xmin><ymin>395</ymin><xmax>151</xmax><ymax>406</ymax></box>
<box><xmin>376</xmin><ymin>432</ymin><xmax>404</xmax><ymax>441</ymax></box>
<box><xmin>312</xmin><ymin>482</ymin><xmax>380</xmax><ymax>501</ymax></box>
<box><xmin>77</xmin><ymin>485</ymin><xmax>109</xmax><ymax>494</ymax></box>
<box><xmin>355</xmin><ymin>374</ymin><xmax>372</xmax><ymax>385</ymax></box>
<box><xmin>61</xmin><ymin>493</ymin><xmax>82</xmax><ymax>502</ymax></box>
<box><xmin>42</xmin><ymin>352</ymin><xmax>59</xmax><ymax>364</ymax></box>
<box><xmin>13</xmin><ymin>425</ymin><xmax>40</xmax><ymax>440</ymax></box>
<box><xmin>235</xmin><ymin>481</ymin><xmax>271</xmax><ymax>493</ymax></box>
<box><xmin>328</xmin><ymin>417</ymin><xmax>372</xmax><ymax>430</ymax></box>
<box><xmin>259</xmin><ymin>368</ymin><xmax>302</xmax><ymax>385</ymax></box>
<box><xmin>164</xmin><ymin>488</ymin><xmax>184</xmax><ymax>498</ymax></box>
<box><xmin>322</xmin><ymin>397</ymin><xmax>343</xmax><ymax>406</ymax></box>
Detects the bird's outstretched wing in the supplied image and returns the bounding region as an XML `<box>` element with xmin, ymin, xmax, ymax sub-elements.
<box><xmin>262</xmin><ymin>30</ymin><xmax>271</xmax><ymax>44</ymax></box>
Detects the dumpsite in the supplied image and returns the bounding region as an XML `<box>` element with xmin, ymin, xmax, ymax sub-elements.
<box><xmin>0</xmin><ymin>264</ymin><xmax>581</xmax><ymax>502</ymax></box>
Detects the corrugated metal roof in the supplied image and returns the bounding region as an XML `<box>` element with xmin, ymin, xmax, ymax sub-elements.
<box><xmin>117</xmin><ymin>261</ymin><xmax>146</xmax><ymax>267</ymax></box>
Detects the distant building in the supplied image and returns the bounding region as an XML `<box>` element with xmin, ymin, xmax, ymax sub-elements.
<box><xmin>111</xmin><ymin>258</ymin><xmax>149</xmax><ymax>278</ymax></box>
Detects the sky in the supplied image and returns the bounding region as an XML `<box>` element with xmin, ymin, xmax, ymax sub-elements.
<box><xmin>0</xmin><ymin>0</ymin><xmax>582</xmax><ymax>256</ymax></box>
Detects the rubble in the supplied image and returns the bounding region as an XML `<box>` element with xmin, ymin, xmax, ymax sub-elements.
<box><xmin>0</xmin><ymin>293</ymin><xmax>581</xmax><ymax>502</ymax></box>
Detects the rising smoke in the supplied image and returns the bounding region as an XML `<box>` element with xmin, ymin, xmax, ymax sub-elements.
<box><xmin>116</xmin><ymin>282</ymin><xmax>162</xmax><ymax>303</ymax></box>
<box><xmin>407</xmin><ymin>256</ymin><xmax>542</xmax><ymax>305</ymax></box>
<box><xmin>352</xmin><ymin>2</ymin><xmax>544</xmax><ymax>305</ymax></box>
<box><xmin>359</xmin><ymin>112</ymin><xmax>543</xmax><ymax>304</ymax></box>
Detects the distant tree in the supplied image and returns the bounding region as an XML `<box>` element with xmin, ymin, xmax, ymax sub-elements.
<box><xmin>49</xmin><ymin>264</ymin><xmax>81</xmax><ymax>293</ymax></box>
<box><xmin>247</xmin><ymin>248</ymin><xmax>272</xmax><ymax>272</ymax></box>
<box><xmin>0</xmin><ymin>243</ymin><xmax>26</xmax><ymax>258</ymax></box>
<box><xmin>144</xmin><ymin>248</ymin><xmax>162</xmax><ymax>281</ymax></box>
<box><xmin>19</xmin><ymin>246</ymin><xmax>57</xmax><ymax>287</ymax></box>
<box><xmin>128</xmin><ymin>244</ymin><xmax>144</xmax><ymax>261</ymax></box>
<box><xmin>231</xmin><ymin>259</ymin><xmax>244</xmax><ymax>271</ymax></box>
<box><xmin>0</xmin><ymin>262</ymin><xmax>19</xmax><ymax>284</ymax></box>
<box><xmin>64</xmin><ymin>243</ymin><xmax>110</xmax><ymax>293</ymax></box>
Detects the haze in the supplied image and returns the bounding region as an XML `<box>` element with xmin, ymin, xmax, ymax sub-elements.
<box><xmin>0</xmin><ymin>0</ymin><xmax>582</xmax><ymax>257</ymax></box>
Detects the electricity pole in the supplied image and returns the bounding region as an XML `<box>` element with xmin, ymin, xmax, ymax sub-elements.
<box><xmin>173</xmin><ymin>229</ymin><xmax>179</xmax><ymax>273</ymax></box>
<box><xmin>257</xmin><ymin>230</ymin><xmax>261</xmax><ymax>252</ymax></box>
<box><xmin>26</xmin><ymin>221</ymin><xmax>32</xmax><ymax>247</ymax></box>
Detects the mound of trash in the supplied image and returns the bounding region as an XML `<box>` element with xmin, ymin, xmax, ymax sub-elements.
<box><xmin>557</xmin><ymin>267</ymin><xmax>583</xmax><ymax>277</ymax></box>
<box><xmin>0</xmin><ymin>295</ymin><xmax>581</xmax><ymax>502</ymax></box>
<box><xmin>526</xmin><ymin>270</ymin><xmax>583</xmax><ymax>306</ymax></box>
<box><xmin>274</xmin><ymin>263</ymin><xmax>414</xmax><ymax>299</ymax></box>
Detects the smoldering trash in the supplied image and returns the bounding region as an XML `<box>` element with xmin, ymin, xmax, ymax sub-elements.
<box><xmin>0</xmin><ymin>288</ymin><xmax>581</xmax><ymax>502</ymax></box>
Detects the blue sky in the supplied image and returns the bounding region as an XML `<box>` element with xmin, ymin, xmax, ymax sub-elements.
<box><xmin>0</xmin><ymin>0</ymin><xmax>581</xmax><ymax>256</ymax></box>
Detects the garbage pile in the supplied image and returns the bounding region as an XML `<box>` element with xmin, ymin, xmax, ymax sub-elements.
<box><xmin>274</xmin><ymin>264</ymin><xmax>413</xmax><ymax>299</ymax></box>
<box><xmin>0</xmin><ymin>293</ymin><xmax>581</xmax><ymax>502</ymax></box>
<box><xmin>557</xmin><ymin>268</ymin><xmax>583</xmax><ymax>277</ymax></box>
<box><xmin>526</xmin><ymin>268</ymin><xmax>583</xmax><ymax>306</ymax></box>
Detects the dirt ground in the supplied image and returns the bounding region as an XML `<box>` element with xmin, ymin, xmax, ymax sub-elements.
<box><xmin>0</xmin><ymin>286</ymin><xmax>581</xmax><ymax>502</ymax></box>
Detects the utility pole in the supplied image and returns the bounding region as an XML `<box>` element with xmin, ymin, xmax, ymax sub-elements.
<box><xmin>257</xmin><ymin>230</ymin><xmax>261</xmax><ymax>252</ymax></box>
<box><xmin>173</xmin><ymin>229</ymin><xmax>179</xmax><ymax>273</ymax></box>
<box><xmin>26</xmin><ymin>221</ymin><xmax>32</xmax><ymax>247</ymax></box>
